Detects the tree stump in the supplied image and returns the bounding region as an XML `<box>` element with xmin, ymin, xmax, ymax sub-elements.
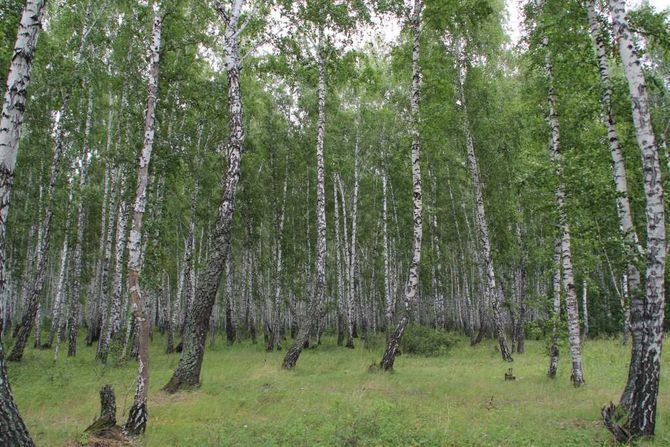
<box><xmin>84</xmin><ymin>385</ymin><xmax>126</xmax><ymax>444</ymax></box>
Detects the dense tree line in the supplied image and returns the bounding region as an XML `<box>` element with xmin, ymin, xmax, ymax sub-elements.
<box><xmin>0</xmin><ymin>0</ymin><xmax>668</xmax><ymax>444</ymax></box>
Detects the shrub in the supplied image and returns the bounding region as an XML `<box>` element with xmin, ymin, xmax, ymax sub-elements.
<box><xmin>400</xmin><ymin>325</ymin><xmax>459</xmax><ymax>357</ymax></box>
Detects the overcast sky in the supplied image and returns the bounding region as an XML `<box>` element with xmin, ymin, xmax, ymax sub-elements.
<box><xmin>506</xmin><ymin>0</ymin><xmax>670</xmax><ymax>43</ymax></box>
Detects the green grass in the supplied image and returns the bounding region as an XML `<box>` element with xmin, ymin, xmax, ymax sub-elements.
<box><xmin>7</xmin><ymin>333</ymin><xmax>670</xmax><ymax>446</ymax></box>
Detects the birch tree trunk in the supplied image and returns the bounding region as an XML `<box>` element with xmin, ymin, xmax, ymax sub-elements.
<box><xmin>164</xmin><ymin>0</ymin><xmax>246</xmax><ymax>391</ymax></box>
<box><xmin>379</xmin><ymin>0</ymin><xmax>423</xmax><ymax>371</ymax></box>
<box><xmin>345</xmin><ymin>128</ymin><xmax>360</xmax><ymax>349</ymax></box>
<box><xmin>98</xmin><ymin>174</ymin><xmax>129</xmax><ymax>363</ymax></box>
<box><xmin>548</xmin><ymin>238</ymin><xmax>561</xmax><ymax>378</ymax></box>
<box><xmin>96</xmin><ymin>168</ymin><xmax>120</xmax><ymax>360</ymax></box>
<box><xmin>51</xmin><ymin>180</ymin><xmax>74</xmax><ymax>363</ymax></box>
<box><xmin>381</xmin><ymin>170</ymin><xmax>393</xmax><ymax>342</ymax></box>
<box><xmin>333</xmin><ymin>174</ymin><xmax>346</xmax><ymax>346</ymax></box>
<box><xmin>604</xmin><ymin>0</ymin><xmax>667</xmax><ymax>438</ymax></box>
<box><xmin>268</xmin><ymin>163</ymin><xmax>288</xmax><ymax>351</ymax></box>
<box><xmin>123</xmin><ymin>2</ymin><xmax>162</xmax><ymax>435</ymax></box>
<box><xmin>0</xmin><ymin>1</ymin><xmax>46</xmax><ymax>444</ymax></box>
<box><xmin>282</xmin><ymin>26</ymin><xmax>328</xmax><ymax>369</ymax></box>
<box><xmin>586</xmin><ymin>0</ymin><xmax>644</xmax><ymax>407</ymax></box>
<box><xmin>544</xmin><ymin>35</ymin><xmax>584</xmax><ymax>386</ymax></box>
<box><xmin>455</xmin><ymin>44</ymin><xmax>513</xmax><ymax>362</ymax></box>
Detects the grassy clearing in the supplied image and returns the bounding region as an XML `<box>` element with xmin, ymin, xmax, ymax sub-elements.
<box><xmin>7</xmin><ymin>333</ymin><xmax>670</xmax><ymax>446</ymax></box>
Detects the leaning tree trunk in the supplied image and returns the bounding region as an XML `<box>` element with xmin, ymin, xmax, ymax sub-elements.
<box><xmin>163</xmin><ymin>0</ymin><xmax>246</xmax><ymax>391</ymax></box>
<box><xmin>455</xmin><ymin>41</ymin><xmax>512</xmax><ymax>362</ymax></box>
<box><xmin>123</xmin><ymin>2</ymin><xmax>162</xmax><ymax>436</ymax></box>
<box><xmin>543</xmin><ymin>35</ymin><xmax>584</xmax><ymax>386</ymax></box>
<box><xmin>586</xmin><ymin>0</ymin><xmax>644</xmax><ymax>412</ymax></box>
<box><xmin>0</xmin><ymin>1</ymin><xmax>47</xmax><ymax>445</ymax></box>
<box><xmin>282</xmin><ymin>26</ymin><xmax>328</xmax><ymax>370</ymax></box>
<box><xmin>604</xmin><ymin>0</ymin><xmax>667</xmax><ymax>439</ymax></box>
<box><xmin>379</xmin><ymin>0</ymin><xmax>423</xmax><ymax>371</ymax></box>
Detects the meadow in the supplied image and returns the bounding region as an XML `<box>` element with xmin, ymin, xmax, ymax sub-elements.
<box><xmin>8</xmin><ymin>334</ymin><xmax>670</xmax><ymax>446</ymax></box>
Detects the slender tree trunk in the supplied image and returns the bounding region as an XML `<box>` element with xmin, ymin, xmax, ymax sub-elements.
<box><xmin>51</xmin><ymin>181</ymin><xmax>74</xmax><ymax>364</ymax></box>
<box><xmin>345</xmin><ymin>128</ymin><xmax>360</xmax><ymax>349</ymax></box>
<box><xmin>606</xmin><ymin>0</ymin><xmax>666</xmax><ymax>438</ymax></box>
<box><xmin>455</xmin><ymin>43</ymin><xmax>512</xmax><ymax>362</ymax></box>
<box><xmin>68</xmin><ymin>88</ymin><xmax>94</xmax><ymax>357</ymax></box>
<box><xmin>515</xmin><ymin>219</ymin><xmax>526</xmax><ymax>354</ymax></box>
<box><xmin>381</xmin><ymin>170</ymin><xmax>393</xmax><ymax>343</ymax></box>
<box><xmin>548</xmin><ymin>238</ymin><xmax>561</xmax><ymax>378</ymax></box>
<box><xmin>123</xmin><ymin>2</ymin><xmax>162</xmax><ymax>435</ymax></box>
<box><xmin>379</xmin><ymin>0</ymin><xmax>423</xmax><ymax>371</ymax></box>
<box><xmin>581</xmin><ymin>279</ymin><xmax>589</xmax><ymax>339</ymax></box>
<box><xmin>333</xmin><ymin>174</ymin><xmax>345</xmax><ymax>347</ymax></box>
<box><xmin>96</xmin><ymin>168</ymin><xmax>120</xmax><ymax>361</ymax></box>
<box><xmin>543</xmin><ymin>35</ymin><xmax>584</xmax><ymax>386</ymax></box>
<box><xmin>283</xmin><ymin>26</ymin><xmax>328</xmax><ymax>369</ymax></box>
<box><xmin>164</xmin><ymin>0</ymin><xmax>246</xmax><ymax>391</ymax></box>
<box><xmin>268</xmin><ymin>163</ymin><xmax>288</xmax><ymax>351</ymax></box>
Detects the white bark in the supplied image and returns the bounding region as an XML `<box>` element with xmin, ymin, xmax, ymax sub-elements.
<box><xmin>455</xmin><ymin>41</ymin><xmax>512</xmax><ymax>362</ymax></box>
<box><xmin>124</xmin><ymin>1</ymin><xmax>162</xmax><ymax>435</ymax></box>
<box><xmin>543</xmin><ymin>35</ymin><xmax>584</xmax><ymax>386</ymax></box>
<box><xmin>380</xmin><ymin>0</ymin><xmax>423</xmax><ymax>371</ymax></box>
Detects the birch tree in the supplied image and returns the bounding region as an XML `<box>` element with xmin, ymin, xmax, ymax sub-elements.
<box><xmin>543</xmin><ymin>33</ymin><xmax>584</xmax><ymax>386</ymax></box>
<box><xmin>379</xmin><ymin>0</ymin><xmax>423</xmax><ymax>371</ymax></box>
<box><xmin>123</xmin><ymin>0</ymin><xmax>163</xmax><ymax>435</ymax></box>
<box><xmin>603</xmin><ymin>0</ymin><xmax>667</xmax><ymax>439</ymax></box>
<box><xmin>164</xmin><ymin>0</ymin><xmax>250</xmax><ymax>391</ymax></box>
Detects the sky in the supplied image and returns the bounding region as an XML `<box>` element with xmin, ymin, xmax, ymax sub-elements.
<box><xmin>506</xmin><ymin>0</ymin><xmax>670</xmax><ymax>43</ymax></box>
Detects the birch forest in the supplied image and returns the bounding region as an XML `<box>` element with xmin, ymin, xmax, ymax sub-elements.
<box><xmin>1</xmin><ymin>0</ymin><xmax>670</xmax><ymax>445</ymax></box>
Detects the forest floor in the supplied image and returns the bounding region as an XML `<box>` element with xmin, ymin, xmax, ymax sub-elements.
<box><xmin>7</xmin><ymin>333</ymin><xmax>670</xmax><ymax>446</ymax></box>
